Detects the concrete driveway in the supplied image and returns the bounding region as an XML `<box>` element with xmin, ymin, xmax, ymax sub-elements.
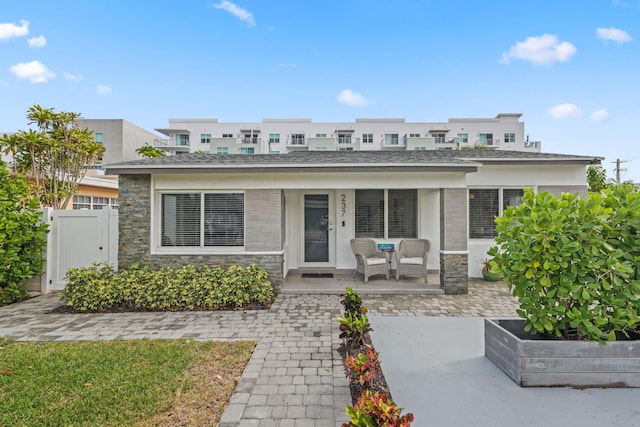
<box><xmin>370</xmin><ymin>316</ymin><xmax>640</xmax><ymax>427</ymax></box>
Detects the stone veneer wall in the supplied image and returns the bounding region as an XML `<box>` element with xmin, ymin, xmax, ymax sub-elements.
<box><xmin>118</xmin><ymin>175</ymin><xmax>284</xmax><ymax>289</ymax></box>
<box><xmin>439</xmin><ymin>188</ymin><xmax>469</xmax><ymax>294</ymax></box>
<box><xmin>439</xmin><ymin>254</ymin><xmax>468</xmax><ymax>295</ymax></box>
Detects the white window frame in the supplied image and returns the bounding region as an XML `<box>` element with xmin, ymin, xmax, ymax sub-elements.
<box><xmin>479</xmin><ymin>133</ymin><xmax>493</xmax><ymax>146</ymax></box>
<box><xmin>290</xmin><ymin>133</ymin><xmax>305</xmax><ymax>145</ymax></box>
<box><xmin>384</xmin><ymin>133</ymin><xmax>399</xmax><ymax>145</ymax></box>
<box><xmin>355</xmin><ymin>189</ymin><xmax>418</xmax><ymax>239</ymax></box>
<box><xmin>200</xmin><ymin>134</ymin><xmax>211</xmax><ymax>144</ymax></box>
<box><xmin>155</xmin><ymin>190</ymin><xmax>245</xmax><ymax>253</ymax></box>
<box><xmin>504</xmin><ymin>132</ymin><xmax>516</xmax><ymax>143</ymax></box>
<box><xmin>468</xmin><ymin>187</ymin><xmax>526</xmax><ymax>239</ymax></box>
<box><xmin>269</xmin><ymin>133</ymin><xmax>280</xmax><ymax>143</ymax></box>
<box><xmin>73</xmin><ymin>195</ymin><xmax>118</xmax><ymax>210</ymax></box>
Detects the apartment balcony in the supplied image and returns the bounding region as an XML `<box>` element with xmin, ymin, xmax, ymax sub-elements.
<box><xmin>524</xmin><ymin>140</ymin><xmax>542</xmax><ymax>151</ymax></box>
<box><xmin>307</xmin><ymin>137</ymin><xmax>361</xmax><ymax>151</ymax></box>
<box><xmin>208</xmin><ymin>137</ymin><xmax>265</xmax><ymax>154</ymax></box>
<box><xmin>286</xmin><ymin>137</ymin><xmax>308</xmax><ymax>151</ymax></box>
<box><xmin>473</xmin><ymin>139</ymin><xmax>500</xmax><ymax>148</ymax></box>
<box><xmin>240</xmin><ymin>137</ymin><xmax>261</xmax><ymax>144</ymax></box>
<box><xmin>381</xmin><ymin>136</ymin><xmax>405</xmax><ymax>150</ymax></box>
<box><xmin>153</xmin><ymin>138</ymin><xmax>190</xmax><ymax>153</ymax></box>
<box><xmin>434</xmin><ymin>138</ymin><xmax>458</xmax><ymax>150</ymax></box>
<box><xmin>406</xmin><ymin>137</ymin><xmax>437</xmax><ymax>151</ymax></box>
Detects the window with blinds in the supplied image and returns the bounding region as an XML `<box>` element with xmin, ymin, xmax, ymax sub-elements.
<box><xmin>388</xmin><ymin>189</ymin><xmax>417</xmax><ymax>238</ymax></box>
<box><xmin>204</xmin><ymin>193</ymin><xmax>244</xmax><ymax>246</ymax></box>
<box><xmin>355</xmin><ymin>189</ymin><xmax>417</xmax><ymax>239</ymax></box>
<box><xmin>161</xmin><ymin>193</ymin><xmax>244</xmax><ymax>247</ymax></box>
<box><xmin>503</xmin><ymin>189</ymin><xmax>524</xmax><ymax>211</ymax></box>
<box><xmin>469</xmin><ymin>188</ymin><xmax>524</xmax><ymax>239</ymax></box>
<box><xmin>355</xmin><ymin>190</ymin><xmax>384</xmax><ymax>238</ymax></box>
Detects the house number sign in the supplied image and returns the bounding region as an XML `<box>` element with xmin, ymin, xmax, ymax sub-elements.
<box><xmin>340</xmin><ymin>193</ymin><xmax>346</xmax><ymax>217</ymax></box>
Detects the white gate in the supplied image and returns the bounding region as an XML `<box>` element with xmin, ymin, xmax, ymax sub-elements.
<box><xmin>35</xmin><ymin>207</ymin><xmax>118</xmax><ymax>293</ymax></box>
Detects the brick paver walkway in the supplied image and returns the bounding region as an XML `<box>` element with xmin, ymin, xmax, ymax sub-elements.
<box><xmin>0</xmin><ymin>281</ymin><xmax>518</xmax><ymax>426</ymax></box>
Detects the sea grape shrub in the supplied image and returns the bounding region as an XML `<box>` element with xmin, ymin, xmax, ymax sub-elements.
<box><xmin>489</xmin><ymin>186</ymin><xmax>640</xmax><ymax>342</ymax></box>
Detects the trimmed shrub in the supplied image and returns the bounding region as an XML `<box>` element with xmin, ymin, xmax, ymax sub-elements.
<box><xmin>489</xmin><ymin>185</ymin><xmax>640</xmax><ymax>342</ymax></box>
<box><xmin>61</xmin><ymin>263</ymin><xmax>274</xmax><ymax>311</ymax></box>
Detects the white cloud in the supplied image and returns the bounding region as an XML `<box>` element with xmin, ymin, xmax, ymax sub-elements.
<box><xmin>591</xmin><ymin>108</ymin><xmax>609</xmax><ymax>121</ymax></box>
<box><xmin>9</xmin><ymin>60</ymin><xmax>55</xmax><ymax>83</ymax></box>
<box><xmin>27</xmin><ymin>35</ymin><xmax>46</xmax><ymax>48</ymax></box>
<box><xmin>0</xmin><ymin>19</ymin><xmax>29</xmax><ymax>40</ymax></box>
<box><xmin>96</xmin><ymin>85</ymin><xmax>112</xmax><ymax>95</ymax></box>
<box><xmin>596</xmin><ymin>27</ymin><xmax>632</xmax><ymax>43</ymax></box>
<box><xmin>500</xmin><ymin>34</ymin><xmax>576</xmax><ymax>65</ymax></box>
<box><xmin>337</xmin><ymin>89</ymin><xmax>372</xmax><ymax>107</ymax></box>
<box><xmin>63</xmin><ymin>72</ymin><xmax>83</xmax><ymax>81</ymax></box>
<box><xmin>211</xmin><ymin>1</ymin><xmax>255</xmax><ymax>27</ymax></box>
<box><xmin>548</xmin><ymin>103</ymin><xmax>582</xmax><ymax>119</ymax></box>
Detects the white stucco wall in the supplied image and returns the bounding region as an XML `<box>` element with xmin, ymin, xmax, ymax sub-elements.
<box><xmin>465</xmin><ymin>163</ymin><xmax>588</xmax><ymax>277</ymax></box>
<box><xmin>151</xmin><ymin>161</ymin><xmax>589</xmax><ymax>279</ymax></box>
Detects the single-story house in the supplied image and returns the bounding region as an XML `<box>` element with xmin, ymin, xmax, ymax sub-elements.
<box><xmin>106</xmin><ymin>150</ymin><xmax>601</xmax><ymax>294</ymax></box>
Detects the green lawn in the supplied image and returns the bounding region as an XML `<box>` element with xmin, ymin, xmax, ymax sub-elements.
<box><xmin>0</xmin><ymin>338</ymin><xmax>255</xmax><ymax>426</ymax></box>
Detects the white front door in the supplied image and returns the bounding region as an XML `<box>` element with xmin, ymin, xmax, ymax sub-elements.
<box><xmin>301</xmin><ymin>191</ymin><xmax>335</xmax><ymax>267</ymax></box>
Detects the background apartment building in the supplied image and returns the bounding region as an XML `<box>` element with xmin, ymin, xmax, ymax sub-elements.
<box><xmin>151</xmin><ymin>113</ymin><xmax>542</xmax><ymax>155</ymax></box>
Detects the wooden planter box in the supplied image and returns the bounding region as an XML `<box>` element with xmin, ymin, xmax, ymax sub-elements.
<box><xmin>484</xmin><ymin>318</ymin><xmax>640</xmax><ymax>388</ymax></box>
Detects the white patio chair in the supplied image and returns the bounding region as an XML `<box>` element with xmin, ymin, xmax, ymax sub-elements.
<box><xmin>395</xmin><ymin>239</ymin><xmax>430</xmax><ymax>283</ymax></box>
<box><xmin>350</xmin><ymin>238</ymin><xmax>390</xmax><ymax>283</ymax></box>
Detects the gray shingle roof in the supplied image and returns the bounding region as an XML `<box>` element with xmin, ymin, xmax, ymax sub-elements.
<box><xmin>106</xmin><ymin>150</ymin><xmax>602</xmax><ymax>175</ymax></box>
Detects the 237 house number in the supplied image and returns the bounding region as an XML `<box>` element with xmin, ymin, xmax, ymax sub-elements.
<box><xmin>340</xmin><ymin>193</ymin><xmax>346</xmax><ymax>217</ymax></box>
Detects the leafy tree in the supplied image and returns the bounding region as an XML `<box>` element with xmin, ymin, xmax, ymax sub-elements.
<box><xmin>0</xmin><ymin>105</ymin><xmax>105</xmax><ymax>209</ymax></box>
<box><xmin>587</xmin><ymin>165</ymin><xmax>611</xmax><ymax>193</ymax></box>
<box><xmin>0</xmin><ymin>160</ymin><xmax>49</xmax><ymax>305</ymax></box>
<box><xmin>135</xmin><ymin>145</ymin><xmax>165</xmax><ymax>158</ymax></box>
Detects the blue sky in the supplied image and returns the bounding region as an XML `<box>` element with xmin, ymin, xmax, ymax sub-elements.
<box><xmin>1</xmin><ymin>1</ymin><xmax>639</xmax><ymax>181</ymax></box>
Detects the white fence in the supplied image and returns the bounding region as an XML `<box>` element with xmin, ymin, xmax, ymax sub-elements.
<box><xmin>29</xmin><ymin>208</ymin><xmax>118</xmax><ymax>294</ymax></box>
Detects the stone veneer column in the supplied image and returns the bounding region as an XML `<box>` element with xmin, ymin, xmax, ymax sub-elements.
<box><xmin>439</xmin><ymin>188</ymin><xmax>469</xmax><ymax>294</ymax></box>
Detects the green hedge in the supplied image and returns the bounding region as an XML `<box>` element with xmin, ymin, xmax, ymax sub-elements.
<box><xmin>61</xmin><ymin>263</ymin><xmax>274</xmax><ymax>311</ymax></box>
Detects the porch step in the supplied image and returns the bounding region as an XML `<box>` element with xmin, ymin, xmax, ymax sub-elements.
<box><xmin>280</xmin><ymin>285</ymin><xmax>444</xmax><ymax>295</ymax></box>
<box><xmin>281</xmin><ymin>269</ymin><xmax>443</xmax><ymax>295</ymax></box>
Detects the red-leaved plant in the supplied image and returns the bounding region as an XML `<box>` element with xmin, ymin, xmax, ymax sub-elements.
<box><xmin>344</xmin><ymin>345</ymin><xmax>380</xmax><ymax>386</ymax></box>
<box><xmin>343</xmin><ymin>390</ymin><xmax>414</xmax><ymax>427</ymax></box>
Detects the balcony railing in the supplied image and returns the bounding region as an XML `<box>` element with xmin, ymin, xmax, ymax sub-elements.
<box><xmin>524</xmin><ymin>140</ymin><xmax>541</xmax><ymax>150</ymax></box>
<box><xmin>474</xmin><ymin>139</ymin><xmax>499</xmax><ymax>147</ymax></box>
<box><xmin>436</xmin><ymin>138</ymin><xmax>457</xmax><ymax>145</ymax></box>
<box><xmin>153</xmin><ymin>138</ymin><xmax>190</xmax><ymax>149</ymax></box>
<box><xmin>287</xmin><ymin>138</ymin><xmax>307</xmax><ymax>145</ymax></box>
<box><xmin>240</xmin><ymin>137</ymin><xmax>261</xmax><ymax>144</ymax></box>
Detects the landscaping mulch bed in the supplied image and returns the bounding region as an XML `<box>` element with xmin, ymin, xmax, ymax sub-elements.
<box><xmin>338</xmin><ymin>333</ymin><xmax>392</xmax><ymax>404</ymax></box>
<box><xmin>48</xmin><ymin>302</ymin><xmax>272</xmax><ymax>314</ymax></box>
